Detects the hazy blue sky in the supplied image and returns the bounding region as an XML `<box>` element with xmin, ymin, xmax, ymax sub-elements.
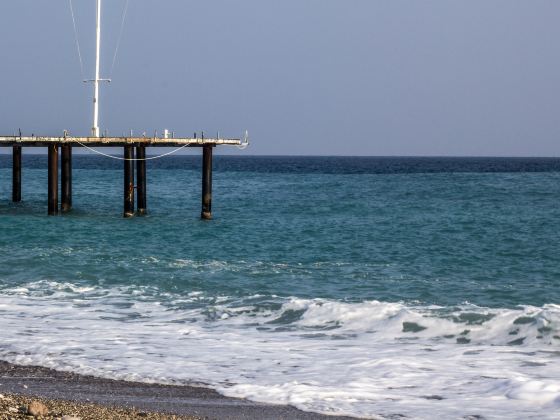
<box><xmin>1</xmin><ymin>1</ymin><xmax>559</xmax><ymax>156</ymax></box>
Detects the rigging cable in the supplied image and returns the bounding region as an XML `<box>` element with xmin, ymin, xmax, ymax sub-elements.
<box><xmin>68</xmin><ymin>0</ymin><xmax>86</xmax><ymax>80</ymax></box>
<box><xmin>109</xmin><ymin>0</ymin><xmax>130</xmax><ymax>79</ymax></box>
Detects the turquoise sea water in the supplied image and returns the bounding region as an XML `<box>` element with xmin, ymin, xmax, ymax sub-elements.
<box><xmin>1</xmin><ymin>155</ymin><xmax>559</xmax><ymax>418</ymax></box>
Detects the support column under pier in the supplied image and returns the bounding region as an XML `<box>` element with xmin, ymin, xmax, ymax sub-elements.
<box><xmin>124</xmin><ymin>145</ymin><xmax>135</xmax><ymax>218</ymax></box>
<box><xmin>12</xmin><ymin>145</ymin><xmax>21</xmax><ymax>202</ymax></box>
<box><xmin>61</xmin><ymin>145</ymin><xmax>72</xmax><ymax>213</ymax></box>
<box><xmin>136</xmin><ymin>145</ymin><xmax>147</xmax><ymax>215</ymax></box>
<box><xmin>201</xmin><ymin>145</ymin><xmax>213</xmax><ymax>220</ymax></box>
<box><xmin>48</xmin><ymin>144</ymin><xmax>58</xmax><ymax>216</ymax></box>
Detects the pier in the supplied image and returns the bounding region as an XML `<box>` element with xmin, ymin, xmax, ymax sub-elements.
<box><xmin>1</xmin><ymin>135</ymin><xmax>243</xmax><ymax>218</ymax></box>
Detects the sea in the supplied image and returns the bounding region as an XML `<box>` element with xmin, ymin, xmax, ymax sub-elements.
<box><xmin>0</xmin><ymin>155</ymin><xmax>559</xmax><ymax>419</ymax></box>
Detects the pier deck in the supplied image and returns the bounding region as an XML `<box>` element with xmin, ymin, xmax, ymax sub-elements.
<box><xmin>0</xmin><ymin>136</ymin><xmax>242</xmax><ymax>147</ymax></box>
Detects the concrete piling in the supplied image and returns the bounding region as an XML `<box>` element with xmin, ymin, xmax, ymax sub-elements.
<box><xmin>61</xmin><ymin>144</ymin><xmax>72</xmax><ymax>213</ymax></box>
<box><xmin>12</xmin><ymin>145</ymin><xmax>22</xmax><ymax>202</ymax></box>
<box><xmin>136</xmin><ymin>145</ymin><xmax>147</xmax><ymax>215</ymax></box>
<box><xmin>48</xmin><ymin>145</ymin><xmax>58</xmax><ymax>216</ymax></box>
<box><xmin>124</xmin><ymin>145</ymin><xmax>135</xmax><ymax>218</ymax></box>
<box><xmin>201</xmin><ymin>145</ymin><xmax>213</xmax><ymax>220</ymax></box>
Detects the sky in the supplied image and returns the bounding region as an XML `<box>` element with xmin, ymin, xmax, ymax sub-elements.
<box><xmin>0</xmin><ymin>0</ymin><xmax>559</xmax><ymax>156</ymax></box>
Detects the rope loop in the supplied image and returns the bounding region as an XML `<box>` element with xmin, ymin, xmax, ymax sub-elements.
<box><xmin>74</xmin><ymin>140</ymin><xmax>192</xmax><ymax>161</ymax></box>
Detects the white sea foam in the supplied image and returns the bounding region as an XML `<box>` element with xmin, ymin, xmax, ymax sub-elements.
<box><xmin>0</xmin><ymin>281</ymin><xmax>559</xmax><ymax>419</ymax></box>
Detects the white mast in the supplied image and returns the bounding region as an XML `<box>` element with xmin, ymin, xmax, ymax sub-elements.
<box><xmin>92</xmin><ymin>0</ymin><xmax>101</xmax><ymax>137</ymax></box>
<box><xmin>90</xmin><ymin>0</ymin><xmax>111</xmax><ymax>137</ymax></box>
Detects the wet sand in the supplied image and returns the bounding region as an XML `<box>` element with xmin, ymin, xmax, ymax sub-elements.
<box><xmin>0</xmin><ymin>361</ymin><xmax>353</xmax><ymax>419</ymax></box>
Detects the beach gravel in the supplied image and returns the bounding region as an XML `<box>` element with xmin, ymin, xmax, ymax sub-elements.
<box><xmin>0</xmin><ymin>393</ymin><xmax>198</xmax><ymax>420</ymax></box>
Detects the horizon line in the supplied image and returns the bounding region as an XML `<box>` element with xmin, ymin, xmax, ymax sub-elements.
<box><xmin>1</xmin><ymin>150</ymin><xmax>560</xmax><ymax>159</ymax></box>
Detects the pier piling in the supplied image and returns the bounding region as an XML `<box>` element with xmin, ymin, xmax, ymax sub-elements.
<box><xmin>201</xmin><ymin>145</ymin><xmax>213</xmax><ymax>220</ymax></box>
<box><xmin>61</xmin><ymin>145</ymin><xmax>72</xmax><ymax>213</ymax></box>
<box><xmin>48</xmin><ymin>145</ymin><xmax>58</xmax><ymax>216</ymax></box>
<box><xmin>1</xmin><ymin>135</ymin><xmax>243</xmax><ymax>217</ymax></box>
<box><xmin>12</xmin><ymin>145</ymin><xmax>21</xmax><ymax>202</ymax></box>
<box><xmin>124</xmin><ymin>145</ymin><xmax>135</xmax><ymax>218</ymax></box>
<box><xmin>136</xmin><ymin>145</ymin><xmax>147</xmax><ymax>215</ymax></box>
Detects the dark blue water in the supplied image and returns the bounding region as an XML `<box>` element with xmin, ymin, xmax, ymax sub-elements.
<box><xmin>1</xmin><ymin>155</ymin><xmax>560</xmax><ymax>418</ymax></box>
<box><xmin>1</xmin><ymin>155</ymin><xmax>559</xmax><ymax>307</ymax></box>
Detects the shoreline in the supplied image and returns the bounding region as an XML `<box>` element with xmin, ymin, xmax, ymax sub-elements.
<box><xmin>0</xmin><ymin>361</ymin><xmax>352</xmax><ymax>419</ymax></box>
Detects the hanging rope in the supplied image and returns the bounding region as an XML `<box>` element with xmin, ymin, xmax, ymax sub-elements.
<box><xmin>73</xmin><ymin>140</ymin><xmax>193</xmax><ymax>161</ymax></box>
<box><xmin>68</xmin><ymin>0</ymin><xmax>86</xmax><ymax>80</ymax></box>
<box><xmin>109</xmin><ymin>0</ymin><xmax>130</xmax><ymax>79</ymax></box>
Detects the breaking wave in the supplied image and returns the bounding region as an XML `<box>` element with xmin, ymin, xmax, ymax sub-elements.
<box><xmin>0</xmin><ymin>281</ymin><xmax>559</xmax><ymax>418</ymax></box>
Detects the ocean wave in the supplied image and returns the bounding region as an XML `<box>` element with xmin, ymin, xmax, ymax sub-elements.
<box><xmin>0</xmin><ymin>281</ymin><xmax>559</xmax><ymax>418</ymax></box>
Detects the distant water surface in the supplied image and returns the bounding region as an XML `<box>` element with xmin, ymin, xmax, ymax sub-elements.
<box><xmin>0</xmin><ymin>155</ymin><xmax>559</xmax><ymax>419</ymax></box>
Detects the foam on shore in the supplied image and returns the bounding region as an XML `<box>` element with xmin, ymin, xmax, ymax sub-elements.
<box><xmin>1</xmin><ymin>281</ymin><xmax>559</xmax><ymax>418</ymax></box>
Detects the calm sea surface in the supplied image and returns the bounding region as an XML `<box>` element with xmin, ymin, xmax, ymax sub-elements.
<box><xmin>0</xmin><ymin>155</ymin><xmax>559</xmax><ymax>418</ymax></box>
